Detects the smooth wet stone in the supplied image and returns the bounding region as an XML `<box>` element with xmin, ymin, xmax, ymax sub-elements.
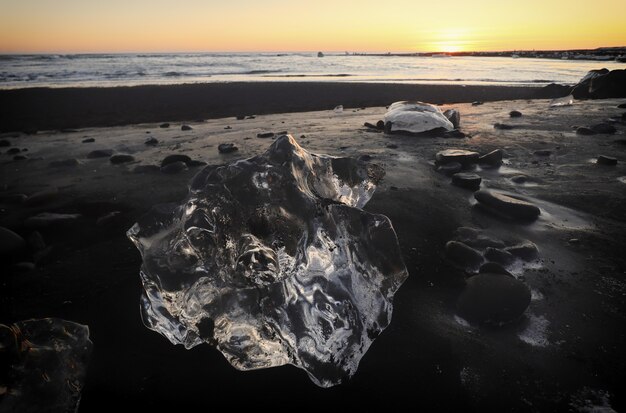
<box><xmin>24</xmin><ymin>213</ymin><xmax>82</xmax><ymax>228</ymax></box>
<box><xmin>597</xmin><ymin>155</ymin><xmax>617</xmax><ymax>165</ymax></box>
<box><xmin>181</xmin><ymin>124</ymin><xmax>193</xmax><ymax>131</ymax></box>
<box><xmin>145</xmin><ymin>137</ymin><xmax>159</xmax><ymax>145</ymax></box>
<box><xmin>455</xmin><ymin>227</ymin><xmax>506</xmax><ymax>249</ymax></box>
<box><xmin>471</xmin><ymin>101</ymin><xmax>483</xmax><ymax>106</ymax></box>
<box><xmin>24</xmin><ymin>188</ymin><xmax>59</xmax><ymax>206</ymax></box>
<box><xmin>110</xmin><ymin>154</ymin><xmax>135</xmax><ymax>164</ymax></box>
<box><xmin>133</xmin><ymin>165</ymin><xmax>161</xmax><ymax>174</ymax></box>
<box><xmin>505</xmin><ymin>241</ymin><xmax>539</xmax><ymax>261</ymax></box>
<box><xmin>443</xmin><ymin>129</ymin><xmax>467</xmax><ymax>138</ymax></box>
<box><xmin>364</xmin><ymin>122</ymin><xmax>379</xmax><ymax>130</ymax></box>
<box><xmin>478</xmin><ymin>149</ymin><xmax>503</xmax><ymax>167</ymax></box>
<box><xmin>576</xmin><ymin>127</ymin><xmax>596</xmax><ymax>136</ymax></box>
<box><xmin>82</xmin><ymin>137</ymin><xmax>95</xmax><ymax>143</ymax></box>
<box><xmin>509</xmin><ymin>110</ymin><xmax>522</xmax><ymax>118</ymax></box>
<box><xmin>159</xmin><ymin>122</ymin><xmax>170</xmax><ymax>128</ymax></box>
<box><xmin>451</xmin><ymin>173</ymin><xmax>481</xmax><ymax>190</ymax></box>
<box><xmin>6</xmin><ymin>147</ymin><xmax>21</xmax><ymax>154</ymax></box>
<box><xmin>510</xmin><ymin>175</ymin><xmax>529</xmax><ymax>184</ymax></box>
<box><xmin>435</xmin><ymin>149</ymin><xmax>479</xmax><ymax>166</ymax></box>
<box><xmin>591</xmin><ymin>123</ymin><xmax>617</xmax><ymax>134</ymax></box>
<box><xmin>436</xmin><ymin>162</ymin><xmax>462</xmax><ymax>175</ymax></box>
<box><xmin>218</xmin><ymin>143</ymin><xmax>238</xmax><ymax>154</ymax></box>
<box><xmin>618</xmin><ymin>103</ymin><xmax>626</xmax><ymax>109</ymax></box>
<box><xmin>87</xmin><ymin>149</ymin><xmax>114</xmax><ymax>158</ymax></box>
<box><xmin>236</xmin><ymin>115</ymin><xmax>246</xmax><ymax>120</ymax></box>
<box><xmin>383</xmin><ymin>101</ymin><xmax>454</xmax><ymax>134</ymax></box>
<box><xmin>443</xmin><ymin>109</ymin><xmax>461</xmax><ymax>129</ymax></box>
<box><xmin>484</xmin><ymin>247</ymin><xmax>516</xmax><ymax>266</ymax></box>
<box><xmin>376</xmin><ymin>120</ymin><xmax>385</xmax><ymax>130</ymax></box>
<box><xmin>161</xmin><ymin>154</ymin><xmax>192</xmax><ymax>167</ymax></box>
<box><xmin>160</xmin><ymin>161</ymin><xmax>188</xmax><ymax>174</ymax></box>
<box><xmin>446</xmin><ymin>241</ymin><xmax>484</xmax><ymax>271</ymax></box>
<box><xmin>257</xmin><ymin>132</ymin><xmax>275</xmax><ymax>138</ymax></box>
<box><xmin>479</xmin><ymin>262</ymin><xmax>513</xmax><ymax>277</ymax></box>
<box><xmin>0</xmin><ymin>139</ymin><xmax>11</xmax><ymax>147</ymax></box>
<box><xmin>457</xmin><ymin>273</ymin><xmax>531</xmax><ymax>326</ymax></box>
<box><xmin>13</xmin><ymin>155</ymin><xmax>27</xmax><ymax>161</ymax></box>
<box><xmin>494</xmin><ymin>123</ymin><xmax>514</xmax><ymax>130</ymax></box>
<box><xmin>0</xmin><ymin>226</ymin><xmax>25</xmax><ymax>256</ymax></box>
<box><xmin>534</xmin><ymin>150</ymin><xmax>552</xmax><ymax>156</ymax></box>
<box><xmin>49</xmin><ymin>158</ymin><xmax>80</xmax><ymax>168</ymax></box>
<box><xmin>474</xmin><ymin>190</ymin><xmax>540</xmax><ymax>221</ymax></box>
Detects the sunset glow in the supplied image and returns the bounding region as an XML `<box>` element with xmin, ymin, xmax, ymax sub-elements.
<box><xmin>0</xmin><ymin>0</ymin><xmax>625</xmax><ymax>53</ymax></box>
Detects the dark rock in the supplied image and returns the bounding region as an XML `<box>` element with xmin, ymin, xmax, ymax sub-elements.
<box><xmin>82</xmin><ymin>137</ymin><xmax>95</xmax><ymax>143</ymax></box>
<box><xmin>109</xmin><ymin>154</ymin><xmax>135</xmax><ymax>164</ymax></box>
<box><xmin>451</xmin><ymin>173</ymin><xmax>482</xmax><ymax>190</ymax></box>
<box><xmin>181</xmin><ymin>125</ymin><xmax>193</xmax><ymax>131</ymax></box>
<box><xmin>443</xmin><ymin>130</ymin><xmax>467</xmax><ymax>138</ymax></box>
<box><xmin>445</xmin><ymin>241</ymin><xmax>483</xmax><ymax>271</ymax></box>
<box><xmin>87</xmin><ymin>149</ymin><xmax>114</xmax><ymax>158</ymax></box>
<box><xmin>510</xmin><ymin>175</ymin><xmax>529</xmax><ymax>184</ymax></box>
<box><xmin>479</xmin><ymin>262</ymin><xmax>513</xmax><ymax>277</ymax></box>
<box><xmin>572</xmin><ymin>69</ymin><xmax>626</xmax><ymax>99</ymax></box>
<box><xmin>471</xmin><ymin>101</ymin><xmax>483</xmax><ymax>106</ymax></box>
<box><xmin>7</xmin><ymin>147</ymin><xmax>21</xmax><ymax>154</ymax></box>
<box><xmin>576</xmin><ymin>127</ymin><xmax>596</xmax><ymax>136</ymax></box>
<box><xmin>597</xmin><ymin>155</ymin><xmax>617</xmax><ymax>165</ymax></box>
<box><xmin>159</xmin><ymin>123</ymin><xmax>170</xmax><ymax>128</ymax></box>
<box><xmin>618</xmin><ymin>103</ymin><xmax>626</xmax><ymax>109</ymax></box>
<box><xmin>505</xmin><ymin>241</ymin><xmax>539</xmax><ymax>261</ymax></box>
<box><xmin>24</xmin><ymin>213</ymin><xmax>82</xmax><ymax>228</ymax></box>
<box><xmin>443</xmin><ymin>109</ymin><xmax>461</xmax><ymax>129</ymax></box>
<box><xmin>436</xmin><ymin>162</ymin><xmax>462</xmax><ymax>175</ymax></box>
<box><xmin>161</xmin><ymin>154</ymin><xmax>192</xmax><ymax>167</ymax></box>
<box><xmin>236</xmin><ymin>115</ymin><xmax>246</xmax><ymax>120</ymax></box>
<box><xmin>133</xmin><ymin>165</ymin><xmax>161</xmax><ymax>174</ymax></box>
<box><xmin>218</xmin><ymin>143</ymin><xmax>238</xmax><ymax>154</ymax></box>
<box><xmin>0</xmin><ymin>226</ymin><xmax>26</xmax><ymax>256</ymax></box>
<box><xmin>509</xmin><ymin>110</ymin><xmax>522</xmax><ymax>118</ymax></box>
<box><xmin>478</xmin><ymin>149</ymin><xmax>503</xmax><ymax>167</ymax></box>
<box><xmin>457</xmin><ymin>273</ymin><xmax>531</xmax><ymax>326</ymax></box>
<box><xmin>536</xmin><ymin>83</ymin><xmax>571</xmax><ymax>99</ymax></box>
<box><xmin>386</xmin><ymin>144</ymin><xmax>398</xmax><ymax>149</ymax></box>
<box><xmin>358</xmin><ymin>154</ymin><xmax>372</xmax><ymax>162</ymax></box>
<box><xmin>376</xmin><ymin>120</ymin><xmax>385</xmax><ymax>130</ymax></box>
<box><xmin>494</xmin><ymin>123</ymin><xmax>514</xmax><ymax>130</ymax></box>
<box><xmin>474</xmin><ymin>190</ymin><xmax>540</xmax><ymax>221</ymax></box>
<box><xmin>257</xmin><ymin>132</ymin><xmax>275</xmax><ymax>139</ymax></box>
<box><xmin>13</xmin><ymin>155</ymin><xmax>27</xmax><ymax>161</ymax></box>
<box><xmin>590</xmin><ymin>123</ymin><xmax>616</xmax><ymax>134</ymax></box>
<box><xmin>435</xmin><ymin>149</ymin><xmax>479</xmax><ymax>166</ymax></box>
<box><xmin>364</xmin><ymin>122</ymin><xmax>379</xmax><ymax>130</ymax></box>
<box><xmin>160</xmin><ymin>161</ymin><xmax>188</xmax><ymax>174</ymax></box>
<box><xmin>49</xmin><ymin>158</ymin><xmax>80</xmax><ymax>168</ymax></box>
<box><xmin>145</xmin><ymin>137</ymin><xmax>159</xmax><ymax>145</ymax></box>
<box><xmin>534</xmin><ymin>150</ymin><xmax>552</xmax><ymax>156</ymax></box>
<box><xmin>0</xmin><ymin>139</ymin><xmax>11</xmax><ymax>147</ymax></box>
<box><xmin>224</xmin><ymin>126</ymin><xmax>232</xmax><ymax>130</ymax></box>
<box><xmin>24</xmin><ymin>188</ymin><xmax>59</xmax><ymax>206</ymax></box>
<box><xmin>484</xmin><ymin>247</ymin><xmax>516</xmax><ymax>266</ymax></box>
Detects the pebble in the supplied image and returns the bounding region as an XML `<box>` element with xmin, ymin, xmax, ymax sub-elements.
<box><xmin>376</xmin><ymin>120</ymin><xmax>385</xmax><ymax>130</ymax></box>
<box><xmin>445</xmin><ymin>241</ymin><xmax>484</xmax><ymax>271</ymax></box>
<box><xmin>505</xmin><ymin>241</ymin><xmax>539</xmax><ymax>261</ymax></box>
<box><xmin>160</xmin><ymin>161</ymin><xmax>188</xmax><ymax>174</ymax></box>
<box><xmin>82</xmin><ymin>138</ymin><xmax>95</xmax><ymax>143</ymax></box>
<box><xmin>181</xmin><ymin>125</ymin><xmax>193</xmax><ymax>131</ymax></box>
<box><xmin>478</xmin><ymin>149</ymin><xmax>503</xmax><ymax>167</ymax></box>
<box><xmin>364</xmin><ymin>122</ymin><xmax>378</xmax><ymax>130</ymax></box>
<box><xmin>0</xmin><ymin>139</ymin><xmax>11</xmax><ymax>147</ymax></box>
<box><xmin>145</xmin><ymin>137</ymin><xmax>159</xmax><ymax>145</ymax></box>
<box><xmin>159</xmin><ymin>123</ymin><xmax>170</xmax><ymax>128</ymax></box>
<box><xmin>161</xmin><ymin>154</ymin><xmax>191</xmax><ymax>167</ymax></box>
<box><xmin>13</xmin><ymin>155</ymin><xmax>27</xmax><ymax>161</ymax></box>
<box><xmin>109</xmin><ymin>154</ymin><xmax>135</xmax><ymax>164</ymax></box>
<box><xmin>0</xmin><ymin>226</ymin><xmax>26</xmax><ymax>256</ymax></box>
<box><xmin>257</xmin><ymin>132</ymin><xmax>275</xmax><ymax>138</ymax></box>
<box><xmin>456</xmin><ymin>273</ymin><xmax>531</xmax><ymax>326</ymax></box>
<box><xmin>236</xmin><ymin>115</ymin><xmax>246</xmax><ymax>120</ymax></box>
<box><xmin>618</xmin><ymin>103</ymin><xmax>626</xmax><ymax>109</ymax></box>
<box><xmin>443</xmin><ymin>109</ymin><xmax>461</xmax><ymax>129</ymax></box>
<box><xmin>474</xmin><ymin>190</ymin><xmax>540</xmax><ymax>221</ymax></box>
<box><xmin>494</xmin><ymin>123</ymin><xmax>514</xmax><ymax>130</ymax></box>
<box><xmin>87</xmin><ymin>149</ymin><xmax>114</xmax><ymax>158</ymax></box>
<box><xmin>509</xmin><ymin>110</ymin><xmax>522</xmax><ymax>117</ymax></box>
<box><xmin>451</xmin><ymin>172</ymin><xmax>482</xmax><ymax>190</ymax></box>
<box><xmin>576</xmin><ymin>127</ymin><xmax>596</xmax><ymax>136</ymax></box>
<box><xmin>597</xmin><ymin>155</ymin><xmax>617</xmax><ymax>165</ymax></box>
<box><xmin>484</xmin><ymin>247</ymin><xmax>516</xmax><ymax>266</ymax></box>
<box><xmin>471</xmin><ymin>101</ymin><xmax>483</xmax><ymax>106</ymax></box>
<box><xmin>436</xmin><ymin>162</ymin><xmax>462</xmax><ymax>175</ymax></box>
<box><xmin>435</xmin><ymin>149</ymin><xmax>479</xmax><ymax>166</ymax></box>
<box><xmin>7</xmin><ymin>148</ymin><xmax>21</xmax><ymax>155</ymax></box>
<box><xmin>510</xmin><ymin>175</ymin><xmax>528</xmax><ymax>184</ymax></box>
<box><xmin>218</xmin><ymin>143</ymin><xmax>238</xmax><ymax>154</ymax></box>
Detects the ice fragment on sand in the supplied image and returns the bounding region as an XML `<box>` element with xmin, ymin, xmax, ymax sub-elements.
<box><xmin>549</xmin><ymin>94</ymin><xmax>574</xmax><ymax>107</ymax></box>
<box><xmin>384</xmin><ymin>101</ymin><xmax>454</xmax><ymax>134</ymax></box>
<box><xmin>127</xmin><ymin>135</ymin><xmax>408</xmax><ymax>387</ymax></box>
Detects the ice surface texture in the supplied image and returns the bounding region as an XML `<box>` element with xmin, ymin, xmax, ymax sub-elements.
<box><xmin>384</xmin><ymin>101</ymin><xmax>454</xmax><ymax>134</ymax></box>
<box><xmin>127</xmin><ymin>135</ymin><xmax>408</xmax><ymax>387</ymax></box>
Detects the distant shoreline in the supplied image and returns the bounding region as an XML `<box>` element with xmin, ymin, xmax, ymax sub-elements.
<box><xmin>0</xmin><ymin>82</ymin><xmax>559</xmax><ymax>132</ymax></box>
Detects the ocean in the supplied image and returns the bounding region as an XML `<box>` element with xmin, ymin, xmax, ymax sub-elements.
<box><xmin>0</xmin><ymin>52</ymin><xmax>624</xmax><ymax>89</ymax></box>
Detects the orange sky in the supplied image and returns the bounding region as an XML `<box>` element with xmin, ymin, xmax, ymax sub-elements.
<box><xmin>0</xmin><ymin>0</ymin><xmax>625</xmax><ymax>53</ymax></box>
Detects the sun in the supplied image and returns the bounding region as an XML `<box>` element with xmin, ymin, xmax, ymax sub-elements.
<box><xmin>424</xmin><ymin>28</ymin><xmax>471</xmax><ymax>53</ymax></box>
<box><xmin>439</xmin><ymin>43</ymin><xmax>463</xmax><ymax>53</ymax></box>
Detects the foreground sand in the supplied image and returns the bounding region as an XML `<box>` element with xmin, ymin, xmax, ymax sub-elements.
<box><xmin>1</xmin><ymin>98</ymin><xmax>625</xmax><ymax>411</ymax></box>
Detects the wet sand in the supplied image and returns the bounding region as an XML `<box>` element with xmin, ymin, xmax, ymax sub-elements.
<box><xmin>1</xmin><ymin>98</ymin><xmax>625</xmax><ymax>411</ymax></box>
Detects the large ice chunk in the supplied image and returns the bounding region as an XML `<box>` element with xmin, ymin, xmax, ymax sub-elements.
<box><xmin>127</xmin><ymin>135</ymin><xmax>408</xmax><ymax>387</ymax></box>
<box><xmin>384</xmin><ymin>101</ymin><xmax>454</xmax><ymax>134</ymax></box>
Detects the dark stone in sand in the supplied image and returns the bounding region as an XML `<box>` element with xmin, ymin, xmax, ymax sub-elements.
<box><xmin>437</xmin><ymin>162</ymin><xmax>462</xmax><ymax>175</ymax></box>
<box><xmin>236</xmin><ymin>115</ymin><xmax>246</xmax><ymax>120</ymax></box>
<box><xmin>0</xmin><ymin>226</ymin><xmax>26</xmax><ymax>256</ymax></box>
<box><xmin>181</xmin><ymin>125</ymin><xmax>192</xmax><ymax>131</ymax></box>
<box><xmin>159</xmin><ymin>123</ymin><xmax>170</xmax><ymax>128</ymax></box>
<box><xmin>576</xmin><ymin>127</ymin><xmax>596</xmax><ymax>136</ymax></box>
<box><xmin>364</xmin><ymin>122</ymin><xmax>379</xmax><ymax>130</ymax></box>
<box><xmin>572</xmin><ymin>69</ymin><xmax>626</xmax><ymax>99</ymax></box>
<box><xmin>160</xmin><ymin>161</ymin><xmax>188</xmax><ymax>174</ymax></box>
<box><xmin>358</xmin><ymin>154</ymin><xmax>373</xmax><ymax>162</ymax></box>
<box><xmin>247</xmin><ymin>115</ymin><xmax>256</xmax><ymax>119</ymax></box>
<box><xmin>0</xmin><ymin>139</ymin><xmax>10</xmax><ymax>147</ymax></box>
<box><xmin>484</xmin><ymin>247</ymin><xmax>516</xmax><ymax>266</ymax></box>
<box><xmin>386</xmin><ymin>144</ymin><xmax>398</xmax><ymax>149</ymax></box>
<box><xmin>451</xmin><ymin>173</ymin><xmax>481</xmax><ymax>190</ymax></box>
<box><xmin>455</xmin><ymin>227</ymin><xmax>507</xmax><ymax>249</ymax></box>
<box><xmin>457</xmin><ymin>273</ymin><xmax>531</xmax><ymax>326</ymax></box>
<box><xmin>536</xmin><ymin>83</ymin><xmax>571</xmax><ymax>98</ymax></box>
<box><xmin>591</xmin><ymin>123</ymin><xmax>616</xmax><ymax>134</ymax></box>
<box><xmin>161</xmin><ymin>154</ymin><xmax>191</xmax><ymax>167</ymax></box>
<box><xmin>510</xmin><ymin>175</ymin><xmax>529</xmax><ymax>184</ymax></box>
<box><xmin>474</xmin><ymin>190</ymin><xmax>540</xmax><ymax>221</ymax></box>
<box><xmin>7</xmin><ymin>147</ymin><xmax>21</xmax><ymax>154</ymax></box>
<box><xmin>435</xmin><ymin>149</ymin><xmax>479</xmax><ymax>166</ymax></box>
<box><xmin>478</xmin><ymin>149</ymin><xmax>503</xmax><ymax>167</ymax></box>
<box><xmin>13</xmin><ymin>155</ymin><xmax>27</xmax><ymax>161</ymax></box>
<box><xmin>257</xmin><ymin>132</ymin><xmax>275</xmax><ymax>139</ymax></box>
<box><xmin>443</xmin><ymin>109</ymin><xmax>461</xmax><ymax>129</ymax></box>
<box><xmin>618</xmin><ymin>103</ymin><xmax>626</xmax><ymax>109</ymax></box>
<box><xmin>494</xmin><ymin>123</ymin><xmax>514</xmax><ymax>130</ymax></box>
<box><xmin>24</xmin><ymin>188</ymin><xmax>59</xmax><ymax>206</ymax></box>
<box><xmin>534</xmin><ymin>150</ymin><xmax>552</xmax><ymax>157</ymax></box>
<box><xmin>471</xmin><ymin>101</ymin><xmax>483</xmax><ymax>106</ymax></box>
<box><xmin>87</xmin><ymin>149</ymin><xmax>114</xmax><ymax>158</ymax></box>
<box><xmin>597</xmin><ymin>155</ymin><xmax>617</xmax><ymax>165</ymax></box>
<box><xmin>24</xmin><ymin>212</ymin><xmax>82</xmax><ymax>228</ymax></box>
<box><xmin>479</xmin><ymin>262</ymin><xmax>513</xmax><ymax>277</ymax></box>
<box><xmin>133</xmin><ymin>165</ymin><xmax>161</xmax><ymax>174</ymax></box>
<box><xmin>443</xmin><ymin>130</ymin><xmax>467</xmax><ymax>138</ymax></box>
<box><xmin>49</xmin><ymin>158</ymin><xmax>80</xmax><ymax>168</ymax></box>
<box><xmin>82</xmin><ymin>137</ymin><xmax>95</xmax><ymax>143</ymax></box>
<box><xmin>110</xmin><ymin>154</ymin><xmax>135</xmax><ymax>164</ymax></box>
<box><xmin>224</xmin><ymin>126</ymin><xmax>232</xmax><ymax>130</ymax></box>
<box><xmin>445</xmin><ymin>241</ymin><xmax>484</xmax><ymax>271</ymax></box>
<box><xmin>218</xmin><ymin>143</ymin><xmax>238</xmax><ymax>154</ymax></box>
<box><xmin>187</xmin><ymin>160</ymin><xmax>207</xmax><ymax>167</ymax></box>
<box><xmin>509</xmin><ymin>110</ymin><xmax>522</xmax><ymax>118</ymax></box>
<box><xmin>145</xmin><ymin>137</ymin><xmax>158</xmax><ymax>145</ymax></box>
<box><xmin>505</xmin><ymin>241</ymin><xmax>539</xmax><ymax>261</ymax></box>
<box><xmin>376</xmin><ymin>120</ymin><xmax>385</xmax><ymax>130</ymax></box>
